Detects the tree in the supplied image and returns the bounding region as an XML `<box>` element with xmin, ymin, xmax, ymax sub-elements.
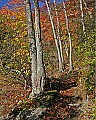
<box><xmin>24</xmin><ymin>0</ymin><xmax>45</xmax><ymax>97</ymax></box>
<box><xmin>45</xmin><ymin>0</ymin><xmax>64</xmax><ymax>72</ymax></box>
<box><xmin>54</xmin><ymin>0</ymin><xmax>65</xmax><ymax>70</ymax></box>
<box><xmin>34</xmin><ymin>0</ymin><xmax>45</xmax><ymax>94</ymax></box>
<box><xmin>63</xmin><ymin>1</ymin><xmax>72</xmax><ymax>72</ymax></box>
<box><xmin>79</xmin><ymin>0</ymin><xmax>86</xmax><ymax>35</ymax></box>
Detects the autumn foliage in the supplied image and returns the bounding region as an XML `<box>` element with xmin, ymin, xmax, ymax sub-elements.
<box><xmin>0</xmin><ymin>0</ymin><xmax>95</xmax><ymax>119</ymax></box>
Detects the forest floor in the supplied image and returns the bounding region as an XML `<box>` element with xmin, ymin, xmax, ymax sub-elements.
<box><xmin>0</xmin><ymin>71</ymin><xmax>95</xmax><ymax>120</ymax></box>
<box><xmin>0</xmin><ymin>75</ymin><xmax>31</xmax><ymax>118</ymax></box>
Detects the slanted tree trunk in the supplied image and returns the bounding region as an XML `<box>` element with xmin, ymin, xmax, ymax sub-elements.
<box><xmin>80</xmin><ymin>0</ymin><xmax>86</xmax><ymax>35</ymax></box>
<box><xmin>24</xmin><ymin>0</ymin><xmax>45</xmax><ymax>97</ymax></box>
<box><xmin>83</xmin><ymin>0</ymin><xmax>93</xmax><ymax>18</ymax></box>
<box><xmin>83</xmin><ymin>0</ymin><xmax>87</xmax><ymax>6</ymax></box>
<box><xmin>45</xmin><ymin>0</ymin><xmax>63</xmax><ymax>72</ymax></box>
<box><xmin>63</xmin><ymin>1</ymin><xmax>72</xmax><ymax>72</ymax></box>
<box><xmin>54</xmin><ymin>0</ymin><xmax>64</xmax><ymax>70</ymax></box>
<box><xmin>34</xmin><ymin>0</ymin><xmax>45</xmax><ymax>94</ymax></box>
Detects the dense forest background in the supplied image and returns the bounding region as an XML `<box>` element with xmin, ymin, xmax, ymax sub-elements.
<box><xmin>0</xmin><ymin>0</ymin><xmax>95</xmax><ymax>119</ymax></box>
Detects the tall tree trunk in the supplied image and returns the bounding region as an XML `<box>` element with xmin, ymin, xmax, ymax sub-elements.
<box><xmin>45</xmin><ymin>0</ymin><xmax>63</xmax><ymax>72</ymax></box>
<box><xmin>63</xmin><ymin>1</ymin><xmax>72</xmax><ymax>72</ymax></box>
<box><xmin>24</xmin><ymin>0</ymin><xmax>45</xmax><ymax>97</ymax></box>
<box><xmin>80</xmin><ymin>0</ymin><xmax>86</xmax><ymax>35</ymax></box>
<box><xmin>54</xmin><ymin>0</ymin><xmax>64</xmax><ymax>70</ymax></box>
<box><xmin>34</xmin><ymin>0</ymin><xmax>45</xmax><ymax>94</ymax></box>
<box><xmin>24</xmin><ymin>0</ymin><xmax>37</xmax><ymax>96</ymax></box>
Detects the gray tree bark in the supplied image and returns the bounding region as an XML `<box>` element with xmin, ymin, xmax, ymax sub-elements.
<box><xmin>24</xmin><ymin>0</ymin><xmax>37</xmax><ymax>96</ymax></box>
<box><xmin>34</xmin><ymin>0</ymin><xmax>45</xmax><ymax>94</ymax></box>
<box><xmin>24</xmin><ymin>0</ymin><xmax>45</xmax><ymax>96</ymax></box>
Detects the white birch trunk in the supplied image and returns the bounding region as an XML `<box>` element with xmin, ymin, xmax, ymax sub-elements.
<box><xmin>54</xmin><ymin>0</ymin><xmax>64</xmax><ymax>70</ymax></box>
<box><xmin>83</xmin><ymin>0</ymin><xmax>92</xmax><ymax>18</ymax></box>
<box><xmin>34</xmin><ymin>0</ymin><xmax>45</xmax><ymax>94</ymax></box>
<box><xmin>80</xmin><ymin>0</ymin><xmax>86</xmax><ymax>35</ymax></box>
<box><xmin>63</xmin><ymin>1</ymin><xmax>72</xmax><ymax>72</ymax></box>
<box><xmin>24</xmin><ymin>0</ymin><xmax>37</xmax><ymax>96</ymax></box>
<box><xmin>83</xmin><ymin>0</ymin><xmax>87</xmax><ymax>6</ymax></box>
<box><xmin>45</xmin><ymin>0</ymin><xmax>63</xmax><ymax>72</ymax></box>
<box><xmin>63</xmin><ymin>40</ymin><xmax>68</xmax><ymax>57</ymax></box>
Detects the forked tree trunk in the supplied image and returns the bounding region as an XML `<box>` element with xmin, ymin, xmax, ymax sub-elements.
<box><xmin>63</xmin><ymin>1</ymin><xmax>72</xmax><ymax>72</ymax></box>
<box><xmin>34</xmin><ymin>0</ymin><xmax>45</xmax><ymax>94</ymax></box>
<box><xmin>24</xmin><ymin>0</ymin><xmax>45</xmax><ymax>97</ymax></box>
<box><xmin>45</xmin><ymin>0</ymin><xmax>63</xmax><ymax>72</ymax></box>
